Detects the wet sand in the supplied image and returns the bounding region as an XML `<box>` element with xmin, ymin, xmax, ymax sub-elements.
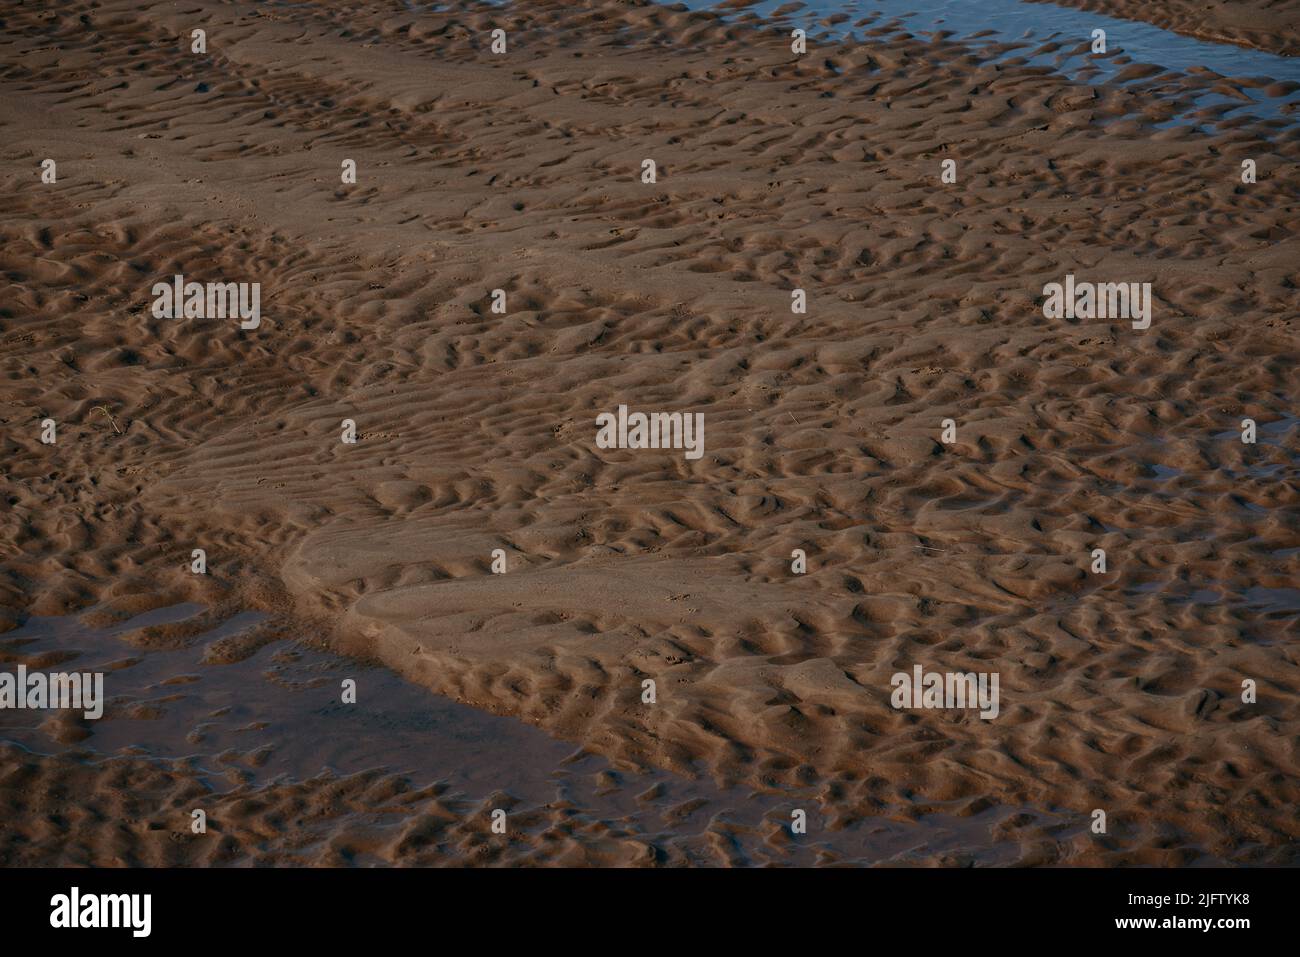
<box><xmin>2</xmin><ymin>605</ymin><xmax>1086</xmax><ymax>865</ymax></box>
<box><xmin>1025</xmin><ymin>0</ymin><xmax>1300</xmax><ymax>56</ymax></box>
<box><xmin>1</xmin><ymin>0</ymin><xmax>1298</xmax><ymax>866</ymax></box>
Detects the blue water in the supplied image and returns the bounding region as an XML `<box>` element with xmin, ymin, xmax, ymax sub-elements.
<box><xmin>674</xmin><ymin>0</ymin><xmax>1300</xmax><ymax>126</ymax></box>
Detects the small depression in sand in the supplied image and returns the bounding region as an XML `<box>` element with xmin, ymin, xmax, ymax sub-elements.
<box><xmin>0</xmin><ymin>605</ymin><xmax>1085</xmax><ymax>865</ymax></box>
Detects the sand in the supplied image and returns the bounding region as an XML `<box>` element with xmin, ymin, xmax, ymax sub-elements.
<box><xmin>4</xmin><ymin>606</ymin><xmax>1082</xmax><ymax>865</ymax></box>
<box><xmin>1026</xmin><ymin>0</ymin><xmax>1300</xmax><ymax>55</ymax></box>
<box><xmin>1</xmin><ymin>0</ymin><xmax>1298</xmax><ymax>866</ymax></box>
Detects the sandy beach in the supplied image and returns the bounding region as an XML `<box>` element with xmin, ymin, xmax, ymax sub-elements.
<box><xmin>1</xmin><ymin>0</ymin><xmax>1297</xmax><ymax>867</ymax></box>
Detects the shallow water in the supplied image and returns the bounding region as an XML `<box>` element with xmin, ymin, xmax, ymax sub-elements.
<box><xmin>417</xmin><ymin>0</ymin><xmax>1300</xmax><ymax>125</ymax></box>
<box><xmin>0</xmin><ymin>604</ymin><xmax>1085</xmax><ymax>865</ymax></box>
<box><xmin>682</xmin><ymin>0</ymin><xmax>1300</xmax><ymax>125</ymax></box>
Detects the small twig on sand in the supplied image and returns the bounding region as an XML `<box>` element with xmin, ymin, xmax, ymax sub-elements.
<box><xmin>91</xmin><ymin>405</ymin><xmax>122</xmax><ymax>434</ymax></box>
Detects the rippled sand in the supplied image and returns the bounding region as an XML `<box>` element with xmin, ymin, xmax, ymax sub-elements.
<box><xmin>1</xmin><ymin>0</ymin><xmax>1297</xmax><ymax>866</ymax></box>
